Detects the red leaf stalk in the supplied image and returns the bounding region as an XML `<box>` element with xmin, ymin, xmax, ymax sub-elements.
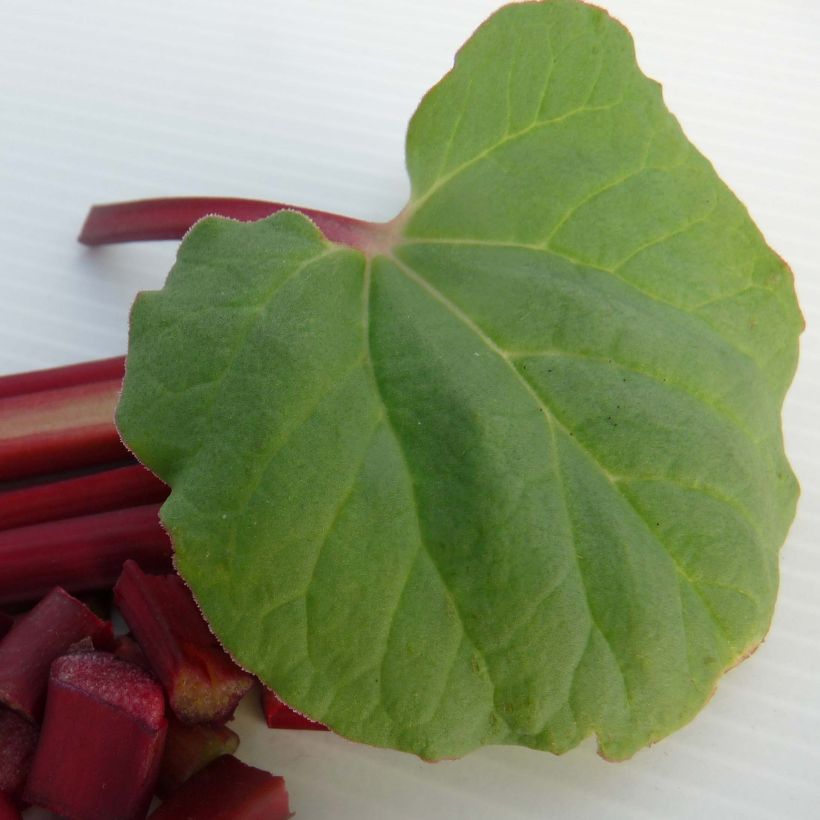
<box><xmin>261</xmin><ymin>687</ymin><xmax>327</xmax><ymax>731</ymax></box>
<box><xmin>0</xmin><ymin>357</ymin><xmax>124</xmax><ymax>401</ymax></box>
<box><xmin>0</xmin><ymin>377</ymin><xmax>126</xmax><ymax>482</ymax></box>
<box><xmin>0</xmin><ymin>464</ymin><xmax>168</xmax><ymax>531</ymax></box>
<box><xmin>0</xmin><ymin>706</ymin><xmax>38</xmax><ymax>803</ymax></box>
<box><xmin>0</xmin><ymin>613</ymin><xmax>12</xmax><ymax>641</ymax></box>
<box><xmin>0</xmin><ymin>789</ymin><xmax>23</xmax><ymax>820</ymax></box>
<box><xmin>0</xmin><ymin>505</ymin><xmax>171</xmax><ymax>607</ymax></box>
<box><xmin>78</xmin><ymin>196</ymin><xmax>377</xmax><ymax>250</ymax></box>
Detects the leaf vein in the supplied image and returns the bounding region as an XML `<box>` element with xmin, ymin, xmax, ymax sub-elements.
<box><xmin>303</xmin><ymin>432</ymin><xmax>380</xmax><ymax>673</ymax></box>
<box><xmin>613</xmin><ymin>196</ymin><xmax>721</xmax><ymax>271</ymax></box>
<box><xmin>362</xmin><ymin>258</ymin><xmax>510</xmax><ymax>733</ymax></box>
<box><xmin>395</xmin><ymin>238</ymin><xmax>766</xmax><ymax>383</ymax></box>
<box><xmin>408</xmin><ymin>98</ymin><xmax>624</xmax><ymax>216</ymax></box>
<box><xmin>507</xmin><ymin>348</ymin><xmax>762</xmax><ymax>448</ymax></box>
<box><xmin>546</xmin><ymin>413</ymin><xmax>635</xmax><ymax>711</ymax></box>
<box><xmin>390</xmin><ymin>254</ymin><xmax>741</xmax><ymax>674</ymax></box>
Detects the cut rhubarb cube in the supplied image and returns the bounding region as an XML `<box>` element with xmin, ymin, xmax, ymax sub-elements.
<box><xmin>0</xmin><ymin>586</ymin><xmax>113</xmax><ymax>720</ymax></box>
<box><xmin>0</xmin><ymin>791</ymin><xmax>22</xmax><ymax>820</ymax></box>
<box><xmin>149</xmin><ymin>755</ymin><xmax>292</xmax><ymax>820</ymax></box>
<box><xmin>66</xmin><ymin>636</ymin><xmax>96</xmax><ymax>654</ymax></box>
<box><xmin>114</xmin><ymin>561</ymin><xmax>252</xmax><ymax>724</ymax></box>
<box><xmin>113</xmin><ymin>634</ymin><xmax>151</xmax><ymax>671</ymax></box>
<box><xmin>157</xmin><ymin>716</ymin><xmax>239</xmax><ymax>797</ymax></box>
<box><xmin>24</xmin><ymin>651</ymin><xmax>167</xmax><ymax>820</ymax></box>
<box><xmin>75</xmin><ymin>590</ymin><xmax>113</xmax><ymax>621</ymax></box>
<box><xmin>261</xmin><ymin>687</ymin><xmax>327</xmax><ymax>731</ymax></box>
<box><xmin>0</xmin><ymin>706</ymin><xmax>38</xmax><ymax>801</ymax></box>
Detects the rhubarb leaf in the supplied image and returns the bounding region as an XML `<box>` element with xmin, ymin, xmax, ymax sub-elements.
<box><xmin>117</xmin><ymin>0</ymin><xmax>801</xmax><ymax>761</ymax></box>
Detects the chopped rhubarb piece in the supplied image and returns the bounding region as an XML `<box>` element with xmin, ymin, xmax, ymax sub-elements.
<box><xmin>0</xmin><ymin>464</ymin><xmax>168</xmax><ymax>531</ymax></box>
<box><xmin>76</xmin><ymin>589</ymin><xmax>113</xmax><ymax>621</ymax></box>
<box><xmin>113</xmin><ymin>634</ymin><xmax>151</xmax><ymax>671</ymax></box>
<box><xmin>0</xmin><ymin>613</ymin><xmax>12</xmax><ymax>641</ymax></box>
<box><xmin>0</xmin><ymin>504</ymin><xmax>172</xmax><ymax>607</ymax></box>
<box><xmin>157</xmin><ymin>716</ymin><xmax>240</xmax><ymax>797</ymax></box>
<box><xmin>0</xmin><ymin>706</ymin><xmax>38</xmax><ymax>801</ymax></box>
<box><xmin>115</xmin><ymin>561</ymin><xmax>253</xmax><ymax>724</ymax></box>
<box><xmin>149</xmin><ymin>755</ymin><xmax>291</xmax><ymax>820</ymax></box>
<box><xmin>24</xmin><ymin>652</ymin><xmax>167</xmax><ymax>820</ymax></box>
<box><xmin>0</xmin><ymin>377</ymin><xmax>127</xmax><ymax>481</ymax></box>
<box><xmin>261</xmin><ymin>688</ymin><xmax>327</xmax><ymax>731</ymax></box>
<box><xmin>66</xmin><ymin>636</ymin><xmax>96</xmax><ymax>653</ymax></box>
<box><xmin>0</xmin><ymin>587</ymin><xmax>113</xmax><ymax>720</ymax></box>
<box><xmin>0</xmin><ymin>791</ymin><xmax>22</xmax><ymax>820</ymax></box>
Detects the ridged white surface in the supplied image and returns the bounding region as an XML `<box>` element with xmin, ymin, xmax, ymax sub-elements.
<box><xmin>2</xmin><ymin>1</ymin><xmax>818</xmax><ymax>817</ymax></box>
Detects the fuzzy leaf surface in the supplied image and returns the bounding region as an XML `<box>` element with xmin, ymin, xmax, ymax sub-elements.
<box><xmin>117</xmin><ymin>0</ymin><xmax>801</xmax><ymax>760</ymax></box>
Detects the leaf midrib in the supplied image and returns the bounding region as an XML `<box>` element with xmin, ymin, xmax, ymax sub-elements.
<box><xmin>360</xmin><ymin>256</ymin><xmax>517</xmax><ymax>741</ymax></box>
<box><xmin>395</xmin><ymin>236</ymin><xmax>770</xmax><ymax>392</ymax></box>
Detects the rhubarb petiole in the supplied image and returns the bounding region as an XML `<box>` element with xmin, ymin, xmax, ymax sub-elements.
<box><xmin>0</xmin><ymin>790</ymin><xmax>21</xmax><ymax>820</ymax></box>
<box><xmin>24</xmin><ymin>651</ymin><xmax>167</xmax><ymax>820</ymax></box>
<box><xmin>113</xmin><ymin>634</ymin><xmax>151</xmax><ymax>671</ymax></box>
<box><xmin>0</xmin><ymin>356</ymin><xmax>124</xmax><ymax>402</ymax></box>
<box><xmin>148</xmin><ymin>755</ymin><xmax>292</xmax><ymax>820</ymax></box>
<box><xmin>0</xmin><ymin>706</ymin><xmax>38</xmax><ymax>803</ymax></box>
<box><xmin>0</xmin><ymin>377</ymin><xmax>126</xmax><ymax>481</ymax></box>
<box><xmin>75</xmin><ymin>590</ymin><xmax>113</xmax><ymax>621</ymax></box>
<box><xmin>157</xmin><ymin>716</ymin><xmax>240</xmax><ymax>798</ymax></box>
<box><xmin>114</xmin><ymin>561</ymin><xmax>253</xmax><ymax>725</ymax></box>
<box><xmin>0</xmin><ymin>587</ymin><xmax>113</xmax><ymax>720</ymax></box>
<box><xmin>0</xmin><ymin>505</ymin><xmax>171</xmax><ymax>607</ymax></box>
<box><xmin>0</xmin><ymin>464</ymin><xmax>168</xmax><ymax>531</ymax></box>
<box><xmin>0</xmin><ymin>613</ymin><xmax>11</xmax><ymax>641</ymax></box>
<box><xmin>79</xmin><ymin>196</ymin><xmax>375</xmax><ymax>249</ymax></box>
<box><xmin>261</xmin><ymin>688</ymin><xmax>327</xmax><ymax>732</ymax></box>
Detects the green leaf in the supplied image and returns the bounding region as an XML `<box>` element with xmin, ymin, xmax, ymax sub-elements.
<box><xmin>117</xmin><ymin>0</ymin><xmax>801</xmax><ymax>761</ymax></box>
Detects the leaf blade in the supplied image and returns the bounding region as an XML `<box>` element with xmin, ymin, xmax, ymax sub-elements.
<box><xmin>117</xmin><ymin>0</ymin><xmax>801</xmax><ymax>761</ymax></box>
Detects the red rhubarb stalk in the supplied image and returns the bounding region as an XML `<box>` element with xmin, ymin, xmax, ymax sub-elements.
<box><xmin>149</xmin><ymin>755</ymin><xmax>292</xmax><ymax>820</ymax></box>
<box><xmin>0</xmin><ymin>587</ymin><xmax>113</xmax><ymax>721</ymax></box>
<box><xmin>157</xmin><ymin>716</ymin><xmax>240</xmax><ymax>798</ymax></box>
<box><xmin>75</xmin><ymin>590</ymin><xmax>113</xmax><ymax>621</ymax></box>
<box><xmin>113</xmin><ymin>634</ymin><xmax>151</xmax><ymax>671</ymax></box>
<box><xmin>0</xmin><ymin>613</ymin><xmax>12</xmax><ymax>641</ymax></box>
<box><xmin>261</xmin><ymin>687</ymin><xmax>327</xmax><ymax>731</ymax></box>
<box><xmin>0</xmin><ymin>706</ymin><xmax>38</xmax><ymax>803</ymax></box>
<box><xmin>79</xmin><ymin>196</ymin><xmax>376</xmax><ymax>250</ymax></box>
<box><xmin>0</xmin><ymin>356</ymin><xmax>124</xmax><ymax>401</ymax></box>
<box><xmin>114</xmin><ymin>561</ymin><xmax>253</xmax><ymax>725</ymax></box>
<box><xmin>0</xmin><ymin>377</ymin><xmax>126</xmax><ymax>481</ymax></box>
<box><xmin>0</xmin><ymin>504</ymin><xmax>171</xmax><ymax>607</ymax></box>
<box><xmin>0</xmin><ymin>790</ymin><xmax>22</xmax><ymax>820</ymax></box>
<box><xmin>24</xmin><ymin>652</ymin><xmax>167</xmax><ymax>820</ymax></box>
<box><xmin>0</xmin><ymin>464</ymin><xmax>168</xmax><ymax>530</ymax></box>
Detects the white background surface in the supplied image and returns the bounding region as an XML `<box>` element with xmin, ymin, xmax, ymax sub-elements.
<box><xmin>2</xmin><ymin>1</ymin><xmax>819</xmax><ymax>817</ymax></box>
